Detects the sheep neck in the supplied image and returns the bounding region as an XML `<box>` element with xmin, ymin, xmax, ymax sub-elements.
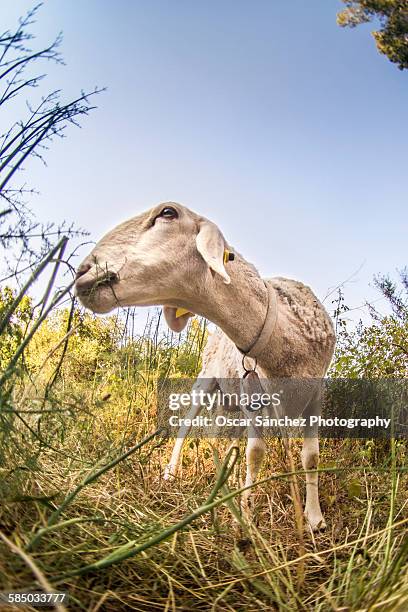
<box><xmin>192</xmin><ymin>254</ymin><xmax>270</xmax><ymax>356</ymax></box>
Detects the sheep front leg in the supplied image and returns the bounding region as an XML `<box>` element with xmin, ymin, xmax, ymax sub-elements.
<box><xmin>242</xmin><ymin>430</ymin><xmax>266</xmax><ymax>517</ymax></box>
<box><xmin>163</xmin><ymin>377</ymin><xmax>216</xmax><ymax>480</ymax></box>
<box><xmin>301</xmin><ymin>435</ymin><xmax>326</xmax><ymax>531</ymax></box>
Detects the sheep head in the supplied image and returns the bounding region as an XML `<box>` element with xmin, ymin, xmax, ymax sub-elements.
<box><xmin>75</xmin><ymin>202</ymin><xmax>231</xmax><ymax>331</ymax></box>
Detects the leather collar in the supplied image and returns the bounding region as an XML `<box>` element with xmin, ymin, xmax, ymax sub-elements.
<box><xmin>237</xmin><ymin>281</ymin><xmax>278</xmax><ymax>359</ymax></box>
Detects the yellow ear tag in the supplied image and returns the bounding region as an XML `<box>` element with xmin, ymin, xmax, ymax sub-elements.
<box><xmin>223</xmin><ymin>249</ymin><xmax>235</xmax><ymax>264</ymax></box>
<box><xmin>175</xmin><ymin>308</ymin><xmax>192</xmax><ymax>318</ymax></box>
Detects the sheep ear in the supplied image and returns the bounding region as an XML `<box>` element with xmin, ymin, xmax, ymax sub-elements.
<box><xmin>196</xmin><ymin>220</ymin><xmax>231</xmax><ymax>284</ymax></box>
<box><xmin>163</xmin><ymin>306</ymin><xmax>192</xmax><ymax>332</ymax></box>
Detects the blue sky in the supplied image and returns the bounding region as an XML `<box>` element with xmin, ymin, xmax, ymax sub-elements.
<box><xmin>2</xmin><ymin>1</ymin><xmax>407</xmax><ymax>324</ymax></box>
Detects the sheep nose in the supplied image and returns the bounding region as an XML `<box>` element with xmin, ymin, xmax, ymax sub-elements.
<box><xmin>75</xmin><ymin>262</ymin><xmax>92</xmax><ymax>280</ymax></box>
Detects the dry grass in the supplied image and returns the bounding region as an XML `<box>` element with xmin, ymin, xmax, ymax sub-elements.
<box><xmin>1</xmin><ymin>313</ymin><xmax>408</xmax><ymax>611</ymax></box>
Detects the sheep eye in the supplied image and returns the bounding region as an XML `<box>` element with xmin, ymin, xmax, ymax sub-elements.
<box><xmin>159</xmin><ymin>207</ymin><xmax>178</xmax><ymax>220</ymax></box>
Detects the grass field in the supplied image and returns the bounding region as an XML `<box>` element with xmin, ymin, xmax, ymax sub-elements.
<box><xmin>1</xmin><ymin>304</ymin><xmax>408</xmax><ymax>611</ymax></box>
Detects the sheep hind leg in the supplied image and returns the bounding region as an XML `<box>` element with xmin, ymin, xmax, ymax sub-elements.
<box><xmin>301</xmin><ymin>436</ymin><xmax>326</xmax><ymax>531</ymax></box>
<box><xmin>241</xmin><ymin>432</ymin><xmax>266</xmax><ymax>519</ymax></box>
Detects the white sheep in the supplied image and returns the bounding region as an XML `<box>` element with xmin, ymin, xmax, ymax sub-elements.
<box><xmin>75</xmin><ymin>202</ymin><xmax>335</xmax><ymax>531</ymax></box>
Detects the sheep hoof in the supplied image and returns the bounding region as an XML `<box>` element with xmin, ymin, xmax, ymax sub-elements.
<box><xmin>163</xmin><ymin>464</ymin><xmax>177</xmax><ymax>481</ymax></box>
<box><xmin>305</xmin><ymin>510</ymin><xmax>327</xmax><ymax>532</ymax></box>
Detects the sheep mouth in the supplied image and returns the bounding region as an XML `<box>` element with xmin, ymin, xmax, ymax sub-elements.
<box><xmin>75</xmin><ymin>269</ymin><xmax>119</xmax><ymax>296</ymax></box>
<box><xmin>76</xmin><ymin>278</ymin><xmax>115</xmax><ymax>297</ymax></box>
<box><xmin>76</xmin><ymin>278</ymin><xmax>120</xmax><ymax>313</ymax></box>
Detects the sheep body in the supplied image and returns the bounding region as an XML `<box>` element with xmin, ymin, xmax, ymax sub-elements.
<box><xmin>165</xmin><ymin>274</ymin><xmax>335</xmax><ymax>531</ymax></box>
